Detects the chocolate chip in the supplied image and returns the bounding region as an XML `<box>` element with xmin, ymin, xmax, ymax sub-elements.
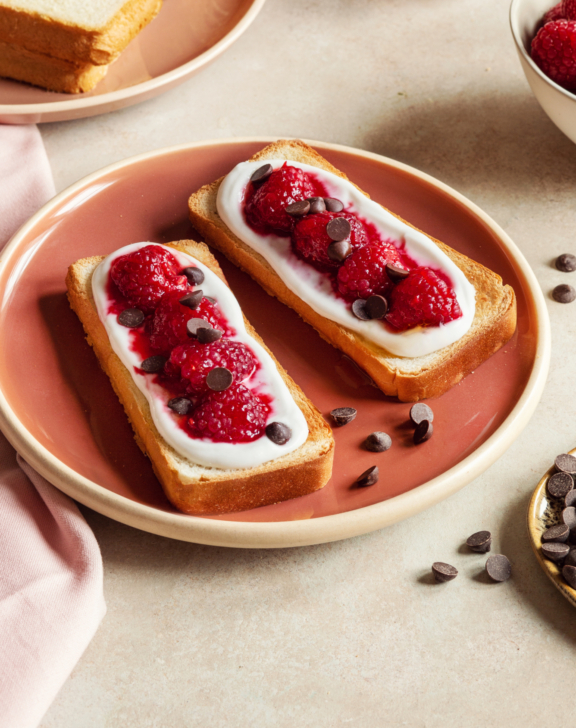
<box><xmin>566</xmin><ymin>490</ymin><xmax>576</xmax><ymax>508</ymax></box>
<box><xmin>542</xmin><ymin>542</ymin><xmax>570</xmax><ymax>562</ymax></box>
<box><xmin>432</xmin><ymin>562</ymin><xmax>458</xmax><ymax>583</ymax></box>
<box><xmin>565</xmin><ymin>549</ymin><xmax>576</xmax><ymax>567</ymax></box>
<box><xmin>186</xmin><ymin>318</ymin><xmax>211</xmax><ymax>337</ymax></box>
<box><xmin>204</xmin><ymin>296</ymin><xmax>217</xmax><ymax>304</ymax></box>
<box><xmin>352</xmin><ymin>298</ymin><xmax>370</xmax><ymax>320</ymax></box>
<box><xmin>356</xmin><ymin>465</ymin><xmax>379</xmax><ymax>487</ymax></box>
<box><xmin>324</xmin><ymin>197</ymin><xmax>344</xmax><ymax>212</ymax></box>
<box><xmin>327</xmin><ymin>239</ymin><xmax>352</xmax><ymax>262</ymax></box>
<box><xmin>168</xmin><ymin>397</ymin><xmax>193</xmax><ymax>416</ymax></box>
<box><xmin>326</xmin><ymin>217</ymin><xmax>351</xmax><ymax>242</ymax></box>
<box><xmin>250</xmin><ymin>163</ymin><xmax>273</xmax><ymax>183</ymax></box>
<box><xmin>285</xmin><ymin>200</ymin><xmax>310</xmax><ymax>216</ymax></box>
<box><xmin>386</xmin><ymin>263</ymin><xmax>410</xmax><ymax>284</ymax></box>
<box><xmin>556</xmin><ymin>253</ymin><xmax>576</xmax><ymax>272</ymax></box>
<box><xmin>206</xmin><ymin>367</ymin><xmax>233</xmax><ymax>391</ymax></box>
<box><xmin>548</xmin><ymin>471</ymin><xmax>574</xmax><ymax>499</ymax></box>
<box><xmin>563</xmin><ymin>564</ymin><xmax>576</xmax><ymax>589</ymax></box>
<box><xmin>542</xmin><ymin>523</ymin><xmax>570</xmax><ymax>543</ymax></box>
<box><xmin>141</xmin><ymin>355</ymin><xmax>167</xmax><ymax>373</ymax></box>
<box><xmin>485</xmin><ymin>554</ymin><xmax>512</xmax><ymax>582</ymax></box>
<box><xmin>365</xmin><ymin>295</ymin><xmax>388</xmax><ymax>320</ymax></box>
<box><xmin>363</xmin><ymin>431</ymin><xmax>392</xmax><ymax>452</ymax></box>
<box><xmin>182</xmin><ymin>267</ymin><xmax>204</xmax><ymax>286</ymax></box>
<box><xmin>553</xmin><ymin>284</ymin><xmax>576</xmax><ymax>303</ymax></box>
<box><xmin>409</xmin><ymin>403</ymin><xmax>434</xmax><ymax>425</ymax></box>
<box><xmin>555</xmin><ymin>453</ymin><xmax>576</xmax><ymax>475</ymax></box>
<box><xmin>308</xmin><ymin>197</ymin><xmax>326</xmax><ymax>214</ymax></box>
<box><xmin>180</xmin><ymin>290</ymin><xmax>203</xmax><ymax>310</ymax></box>
<box><xmin>265</xmin><ymin>422</ymin><xmax>292</xmax><ymax>445</ymax></box>
<box><xmin>330</xmin><ymin>407</ymin><xmax>357</xmax><ymax>426</ymax></box>
<box><xmin>414</xmin><ymin>420</ymin><xmax>433</xmax><ymax>444</ymax></box>
<box><xmin>466</xmin><ymin>530</ymin><xmax>492</xmax><ymax>553</ymax></box>
<box><xmin>118</xmin><ymin>308</ymin><xmax>144</xmax><ymax>328</ymax></box>
<box><xmin>563</xmin><ymin>506</ymin><xmax>576</xmax><ymax>530</ymax></box>
<box><xmin>197</xmin><ymin>327</ymin><xmax>223</xmax><ymax>344</ymax></box>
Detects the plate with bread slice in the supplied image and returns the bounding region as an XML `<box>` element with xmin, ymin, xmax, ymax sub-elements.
<box><xmin>0</xmin><ymin>138</ymin><xmax>550</xmax><ymax>547</ymax></box>
<box><xmin>0</xmin><ymin>0</ymin><xmax>266</xmax><ymax>124</ymax></box>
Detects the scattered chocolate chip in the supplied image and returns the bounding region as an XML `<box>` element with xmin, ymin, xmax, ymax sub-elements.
<box><xmin>432</xmin><ymin>562</ymin><xmax>458</xmax><ymax>583</ymax></box>
<box><xmin>386</xmin><ymin>263</ymin><xmax>410</xmax><ymax>284</ymax></box>
<box><xmin>553</xmin><ymin>284</ymin><xmax>576</xmax><ymax>303</ymax></box>
<box><xmin>542</xmin><ymin>523</ymin><xmax>570</xmax><ymax>543</ymax></box>
<box><xmin>206</xmin><ymin>367</ymin><xmax>233</xmax><ymax>391</ymax></box>
<box><xmin>555</xmin><ymin>453</ymin><xmax>576</xmax><ymax>475</ymax></box>
<box><xmin>485</xmin><ymin>554</ymin><xmax>512</xmax><ymax>582</ymax></box>
<box><xmin>285</xmin><ymin>200</ymin><xmax>310</xmax><ymax>216</ymax></box>
<box><xmin>265</xmin><ymin>422</ymin><xmax>292</xmax><ymax>445</ymax></box>
<box><xmin>140</xmin><ymin>355</ymin><xmax>167</xmax><ymax>373</ymax></box>
<box><xmin>565</xmin><ymin>549</ymin><xmax>576</xmax><ymax>567</ymax></box>
<box><xmin>324</xmin><ymin>197</ymin><xmax>344</xmax><ymax>213</ymax></box>
<box><xmin>566</xmin><ymin>490</ymin><xmax>576</xmax><ymax>508</ymax></box>
<box><xmin>326</xmin><ymin>217</ymin><xmax>351</xmax><ymax>242</ymax></box>
<box><xmin>414</xmin><ymin>420</ymin><xmax>433</xmax><ymax>444</ymax></box>
<box><xmin>365</xmin><ymin>295</ymin><xmax>388</xmax><ymax>320</ymax></box>
<box><xmin>197</xmin><ymin>327</ymin><xmax>223</xmax><ymax>344</ymax></box>
<box><xmin>563</xmin><ymin>506</ymin><xmax>576</xmax><ymax>530</ymax></box>
<box><xmin>352</xmin><ymin>298</ymin><xmax>370</xmax><ymax>320</ymax></box>
<box><xmin>548</xmin><ymin>471</ymin><xmax>574</xmax><ymax>499</ymax></box>
<box><xmin>250</xmin><ymin>163</ymin><xmax>273</xmax><ymax>183</ymax></box>
<box><xmin>409</xmin><ymin>403</ymin><xmax>434</xmax><ymax>425</ymax></box>
<box><xmin>563</xmin><ymin>564</ymin><xmax>576</xmax><ymax>589</ymax></box>
<box><xmin>356</xmin><ymin>465</ymin><xmax>379</xmax><ymax>487</ymax></box>
<box><xmin>330</xmin><ymin>407</ymin><xmax>357</xmax><ymax>426</ymax></box>
<box><xmin>182</xmin><ymin>266</ymin><xmax>204</xmax><ymax>286</ymax></box>
<box><xmin>204</xmin><ymin>296</ymin><xmax>217</xmax><ymax>304</ymax></box>
<box><xmin>117</xmin><ymin>308</ymin><xmax>144</xmax><ymax>328</ymax></box>
<box><xmin>327</xmin><ymin>239</ymin><xmax>352</xmax><ymax>263</ymax></box>
<box><xmin>186</xmin><ymin>318</ymin><xmax>211</xmax><ymax>337</ymax></box>
<box><xmin>542</xmin><ymin>542</ymin><xmax>570</xmax><ymax>562</ymax></box>
<box><xmin>168</xmin><ymin>397</ymin><xmax>193</xmax><ymax>416</ymax></box>
<box><xmin>363</xmin><ymin>431</ymin><xmax>392</xmax><ymax>452</ymax></box>
<box><xmin>308</xmin><ymin>197</ymin><xmax>326</xmax><ymax>214</ymax></box>
<box><xmin>466</xmin><ymin>530</ymin><xmax>492</xmax><ymax>553</ymax></box>
<box><xmin>556</xmin><ymin>253</ymin><xmax>576</xmax><ymax>272</ymax></box>
<box><xmin>180</xmin><ymin>290</ymin><xmax>203</xmax><ymax>309</ymax></box>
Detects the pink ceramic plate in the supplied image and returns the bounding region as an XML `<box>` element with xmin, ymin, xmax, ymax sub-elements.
<box><xmin>0</xmin><ymin>0</ymin><xmax>266</xmax><ymax>124</ymax></box>
<box><xmin>0</xmin><ymin>139</ymin><xmax>550</xmax><ymax>547</ymax></box>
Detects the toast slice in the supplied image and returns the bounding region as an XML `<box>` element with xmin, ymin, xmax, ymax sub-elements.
<box><xmin>188</xmin><ymin>140</ymin><xmax>517</xmax><ymax>402</ymax></box>
<box><xmin>66</xmin><ymin>240</ymin><xmax>334</xmax><ymax>516</ymax></box>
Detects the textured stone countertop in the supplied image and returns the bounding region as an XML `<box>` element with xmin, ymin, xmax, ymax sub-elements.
<box><xmin>38</xmin><ymin>0</ymin><xmax>576</xmax><ymax>726</ymax></box>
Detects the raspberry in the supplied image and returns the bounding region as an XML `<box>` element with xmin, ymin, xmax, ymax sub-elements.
<box><xmin>545</xmin><ymin>2</ymin><xmax>565</xmax><ymax>22</ymax></box>
<box><xmin>148</xmin><ymin>292</ymin><xmax>224</xmax><ymax>355</ymax></box>
<box><xmin>531</xmin><ymin>20</ymin><xmax>576</xmax><ymax>90</ymax></box>
<box><xmin>188</xmin><ymin>384</ymin><xmax>269</xmax><ymax>442</ymax></box>
<box><xmin>336</xmin><ymin>240</ymin><xmax>404</xmax><ymax>301</ymax></box>
<box><xmin>292</xmin><ymin>212</ymin><xmax>368</xmax><ymax>272</ymax></box>
<box><xmin>562</xmin><ymin>0</ymin><xmax>576</xmax><ymax>20</ymax></box>
<box><xmin>110</xmin><ymin>245</ymin><xmax>188</xmax><ymax>313</ymax></box>
<box><xmin>244</xmin><ymin>164</ymin><xmax>318</xmax><ymax>235</ymax></box>
<box><xmin>386</xmin><ymin>268</ymin><xmax>462</xmax><ymax>331</ymax></box>
<box><xmin>169</xmin><ymin>339</ymin><xmax>256</xmax><ymax>394</ymax></box>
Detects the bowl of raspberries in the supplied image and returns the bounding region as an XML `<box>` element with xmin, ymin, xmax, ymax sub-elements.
<box><xmin>511</xmin><ymin>0</ymin><xmax>576</xmax><ymax>143</ymax></box>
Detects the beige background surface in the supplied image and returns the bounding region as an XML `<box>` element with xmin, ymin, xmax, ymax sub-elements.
<box><xmin>38</xmin><ymin>0</ymin><xmax>576</xmax><ymax>726</ymax></box>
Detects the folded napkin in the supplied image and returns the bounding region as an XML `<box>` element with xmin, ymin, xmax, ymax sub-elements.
<box><xmin>0</xmin><ymin>125</ymin><xmax>106</xmax><ymax>728</ymax></box>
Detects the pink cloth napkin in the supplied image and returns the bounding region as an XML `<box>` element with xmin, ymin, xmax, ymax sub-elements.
<box><xmin>0</xmin><ymin>125</ymin><xmax>106</xmax><ymax>728</ymax></box>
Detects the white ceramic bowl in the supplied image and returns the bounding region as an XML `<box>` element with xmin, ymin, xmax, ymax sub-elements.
<box><xmin>510</xmin><ymin>0</ymin><xmax>576</xmax><ymax>144</ymax></box>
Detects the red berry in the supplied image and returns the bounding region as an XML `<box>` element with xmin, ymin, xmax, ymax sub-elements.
<box><xmin>110</xmin><ymin>245</ymin><xmax>188</xmax><ymax>313</ymax></box>
<box><xmin>188</xmin><ymin>384</ymin><xmax>269</xmax><ymax>442</ymax></box>
<box><xmin>562</xmin><ymin>0</ymin><xmax>576</xmax><ymax>20</ymax></box>
<box><xmin>169</xmin><ymin>339</ymin><xmax>256</xmax><ymax>394</ymax></box>
<box><xmin>531</xmin><ymin>20</ymin><xmax>576</xmax><ymax>90</ymax></box>
<box><xmin>292</xmin><ymin>212</ymin><xmax>368</xmax><ymax>272</ymax></box>
<box><xmin>148</xmin><ymin>292</ymin><xmax>224</xmax><ymax>355</ymax></box>
<box><xmin>545</xmin><ymin>2</ymin><xmax>565</xmax><ymax>23</ymax></box>
<box><xmin>386</xmin><ymin>268</ymin><xmax>462</xmax><ymax>331</ymax></box>
<box><xmin>244</xmin><ymin>164</ymin><xmax>318</xmax><ymax>235</ymax></box>
<box><xmin>336</xmin><ymin>240</ymin><xmax>404</xmax><ymax>301</ymax></box>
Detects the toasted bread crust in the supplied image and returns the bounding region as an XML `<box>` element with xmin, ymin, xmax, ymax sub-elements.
<box><xmin>66</xmin><ymin>240</ymin><xmax>334</xmax><ymax>515</ymax></box>
<box><xmin>188</xmin><ymin>140</ymin><xmax>517</xmax><ymax>402</ymax></box>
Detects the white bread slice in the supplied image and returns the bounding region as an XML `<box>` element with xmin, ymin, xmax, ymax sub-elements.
<box><xmin>0</xmin><ymin>0</ymin><xmax>162</xmax><ymax>66</ymax></box>
<box><xmin>188</xmin><ymin>140</ymin><xmax>517</xmax><ymax>402</ymax></box>
<box><xmin>66</xmin><ymin>240</ymin><xmax>334</xmax><ymax>516</ymax></box>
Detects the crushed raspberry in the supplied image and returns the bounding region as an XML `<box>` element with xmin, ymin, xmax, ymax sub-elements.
<box><xmin>562</xmin><ymin>0</ymin><xmax>576</xmax><ymax>20</ymax></box>
<box><xmin>110</xmin><ymin>245</ymin><xmax>188</xmax><ymax>313</ymax></box>
<box><xmin>531</xmin><ymin>20</ymin><xmax>576</xmax><ymax>90</ymax></box>
<box><xmin>244</xmin><ymin>163</ymin><xmax>319</xmax><ymax>235</ymax></box>
<box><xmin>292</xmin><ymin>212</ymin><xmax>368</xmax><ymax>272</ymax></box>
<box><xmin>336</xmin><ymin>240</ymin><xmax>405</xmax><ymax>301</ymax></box>
<box><xmin>188</xmin><ymin>384</ymin><xmax>269</xmax><ymax>442</ymax></box>
<box><xmin>148</xmin><ymin>292</ymin><xmax>224</xmax><ymax>355</ymax></box>
<box><xmin>168</xmin><ymin>339</ymin><xmax>256</xmax><ymax>394</ymax></box>
<box><xmin>545</xmin><ymin>2</ymin><xmax>565</xmax><ymax>22</ymax></box>
<box><xmin>386</xmin><ymin>268</ymin><xmax>462</xmax><ymax>331</ymax></box>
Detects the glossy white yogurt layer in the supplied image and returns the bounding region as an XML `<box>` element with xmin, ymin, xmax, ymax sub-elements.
<box><xmin>92</xmin><ymin>243</ymin><xmax>309</xmax><ymax>470</ymax></box>
<box><xmin>217</xmin><ymin>160</ymin><xmax>476</xmax><ymax>358</ymax></box>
